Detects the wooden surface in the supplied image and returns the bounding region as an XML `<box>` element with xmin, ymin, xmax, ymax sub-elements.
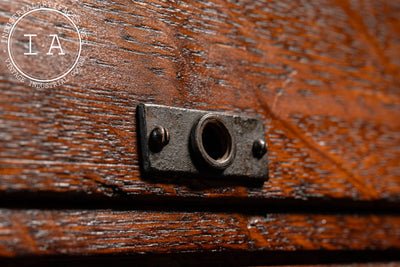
<box><xmin>0</xmin><ymin>0</ymin><xmax>400</xmax><ymax>263</ymax></box>
<box><xmin>0</xmin><ymin>210</ymin><xmax>399</xmax><ymax>257</ymax></box>
<box><xmin>0</xmin><ymin>0</ymin><xmax>399</xmax><ymax>204</ymax></box>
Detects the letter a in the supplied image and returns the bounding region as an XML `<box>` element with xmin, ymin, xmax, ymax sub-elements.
<box><xmin>47</xmin><ymin>34</ymin><xmax>65</xmax><ymax>55</ymax></box>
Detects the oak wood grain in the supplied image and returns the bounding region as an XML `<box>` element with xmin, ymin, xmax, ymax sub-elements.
<box><xmin>0</xmin><ymin>0</ymin><xmax>399</xmax><ymax>203</ymax></box>
<box><xmin>0</xmin><ymin>209</ymin><xmax>399</xmax><ymax>257</ymax></box>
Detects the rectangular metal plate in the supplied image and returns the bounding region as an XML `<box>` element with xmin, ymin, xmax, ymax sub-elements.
<box><xmin>137</xmin><ymin>104</ymin><xmax>269</xmax><ymax>182</ymax></box>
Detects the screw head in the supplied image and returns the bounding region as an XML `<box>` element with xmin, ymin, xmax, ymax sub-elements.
<box><xmin>149</xmin><ymin>126</ymin><xmax>170</xmax><ymax>152</ymax></box>
<box><xmin>252</xmin><ymin>139</ymin><xmax>267</xmax><ymax>158</ymax></box>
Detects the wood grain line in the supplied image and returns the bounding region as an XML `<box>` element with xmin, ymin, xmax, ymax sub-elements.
<box><xmin>0</xmin><ymin>209</ymin><xmax>399</xmax><ymax>257</ymax></box>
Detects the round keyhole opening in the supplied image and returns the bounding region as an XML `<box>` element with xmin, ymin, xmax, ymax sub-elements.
<box><xmin>191</xmin><ymin>114</ymin><xmax>235</xmax><ymax>170</ymax></box>
<box><xmin>201</xmin><ymin>120</ymin><xmax>231</xmax><ymax>162</ymax></box>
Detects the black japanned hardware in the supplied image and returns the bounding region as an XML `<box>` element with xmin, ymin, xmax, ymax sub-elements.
<box><xmin>136</xmin><ymin>103</ymin><xmax>268</xmax><ymax>182</ymax></box>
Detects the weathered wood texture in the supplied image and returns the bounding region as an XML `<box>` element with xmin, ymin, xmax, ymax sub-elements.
<box><xmin>0</xmin><ymin>210</ymin><xmax>399</xmax><ymax>257</ymax></box>
<box><xmin>0</xmin><ymin>0</ymin><xmax>399</xmax><ymax>203</ymax></box>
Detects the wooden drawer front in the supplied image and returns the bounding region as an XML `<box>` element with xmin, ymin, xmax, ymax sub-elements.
<box><xmin>1</xmin><ymin>0</ymin><xmax>399</xmax><ymax>204</ymax></box>
<box><xmin>0</xmin><ymin>0</ymin><xmax>399</xmax><ymax>263</ymax></box>
<box><xmin>0</xmin><ymin>210</ymin><xmax>399</xmax><ymax>256</ymax></box>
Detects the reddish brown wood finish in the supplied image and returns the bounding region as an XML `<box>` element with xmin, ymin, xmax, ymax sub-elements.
<box><xmin>0</xmin><ymin>0</ymin><xmax>399</xmax><ymax>202</ymax></box>
<box><xmin>0</xmin><ymin>0</ymin><xmax>399</xmax><ymax>263</ymax></box>
<box><xmin>0</xmin><ymin>210</ymin><xmax>399</xmax><ymax>257</ymax></box>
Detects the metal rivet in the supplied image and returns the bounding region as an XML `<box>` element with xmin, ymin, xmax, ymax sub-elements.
<box><xmin>252</xmin><ymin>139</ymin><xmax>267</xmax><ymax>158</ymax></box>
<box><xmin>149</xmin><ymin>126</ymin><xmax>170</xmax><ymax>152</ymax></box>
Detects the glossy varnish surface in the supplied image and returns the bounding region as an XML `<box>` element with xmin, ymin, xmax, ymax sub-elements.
<box><xmin>0</xmin><ymin>0</ymin><xmax>399</xmax><ymax>202</ymax></box>
<box><xmin>0</xmin><ymin>210</ymin><xmax>399</xmax><ymax>257</ymax></box>
<box><xmin>0</xmin><ymin>0</ymin><xmax>399</xmax><ymax>261</ymax></box>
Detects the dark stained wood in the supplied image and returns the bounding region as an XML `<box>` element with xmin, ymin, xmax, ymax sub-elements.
<box><xmin>0</xmin><ymin>209</ymin><xmax>399</xmax><ymax>257</ymax></box>
<box><xmin>1</xmin><ymin>0</ymin><xmax>399</xmax><ymax>263</ymax></box>
<box><xmin>0</xmin><ymin>1</ymin><xmax>399</xmax><ymax>202</ymax></box>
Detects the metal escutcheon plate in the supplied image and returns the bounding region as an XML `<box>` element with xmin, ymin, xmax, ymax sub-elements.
<box><xmin>137</xmin><ymin>104</ymin><xmax>269</xmax><ymax>182</ymax></box>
